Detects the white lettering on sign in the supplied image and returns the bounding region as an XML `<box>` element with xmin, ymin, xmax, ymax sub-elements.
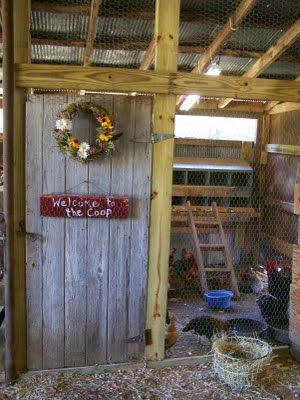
<box><xmin>52</xmin><ymin>196</ymin><xmax>113</xmax><ymax>218</ymax></box>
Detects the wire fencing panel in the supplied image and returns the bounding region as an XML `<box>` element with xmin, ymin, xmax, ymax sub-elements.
<box><xmin>168</xmin><ymin>107</ymin><xmax>297</xmax><ymax>358</ymax></box>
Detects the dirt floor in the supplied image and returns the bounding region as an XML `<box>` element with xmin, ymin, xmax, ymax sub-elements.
<box><xmin>0</xmin><ymin>352</ymin><xmax>300</xmax><ymax>400</ymax></box>
<box><xmin>166</xmin><ymin>293</ymin><xmax>275</xmax><ymax>359</ymax></box>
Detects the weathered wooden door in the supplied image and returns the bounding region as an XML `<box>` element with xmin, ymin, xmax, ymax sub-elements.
<box><xmin>26</xmin><ymin>95</ymin><xmax>152</xmax><ymax>370</ymax></box>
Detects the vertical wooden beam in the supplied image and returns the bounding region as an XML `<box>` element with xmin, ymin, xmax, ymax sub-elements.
<box><xmin>83</xmin><ymin>0</ymin><xmax>100</xmax><ymax>66</ymax></box>
<box><xmin>2</xmin><ymin>0</ymin><xmax>30</xmax><ymax>381</ymax></box>
<box><xmin>145</xmin><ymin>0</ymin><xmax>180</xmax><ymax>361</ymax></box>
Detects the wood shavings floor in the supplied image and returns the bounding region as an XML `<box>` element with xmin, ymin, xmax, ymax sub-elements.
<box><xmin>0</xmin><ymin>354</ymin><xmax>300</xmax><ymax>400</ymax></box>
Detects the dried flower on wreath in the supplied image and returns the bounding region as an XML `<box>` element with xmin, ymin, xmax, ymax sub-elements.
<box><xmin>53</xmin><ymin>102</ymin><xmax>122</xmax><ymax>162</ymax></box>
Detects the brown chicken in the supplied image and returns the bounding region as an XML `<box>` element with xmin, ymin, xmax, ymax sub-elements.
<box><xmin>165</xmin><ymin>314</ymin><xmax>179</xmax><ymax>351</ymax></box>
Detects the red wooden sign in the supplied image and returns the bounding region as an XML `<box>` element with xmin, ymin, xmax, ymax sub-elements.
<box><xmin>40</xmin><ymin>195</ymin><xmax>129</xmax><ymax>219</ymax></box>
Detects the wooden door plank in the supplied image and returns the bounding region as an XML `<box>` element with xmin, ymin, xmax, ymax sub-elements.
<box><xmin>25</xmin><ymin>95</ymin><xmax>43</xmax><ymax>370</ymax></box>
<box><xmin>107</xmin><ymin>97</ymin><xmax>134</xmax><ymax>362</ymax></box>
<box><xmin>127</xmin><ymin>97</ymin><xmax>152</xmax><ymax>361</ymax></box>
<box><xmin>86</xmin><ymin>95</ymin><xmax>113</xmax><ymax>365</ymax></box>
<box><xmin>64</xmin><ymin>95</ymin><xmax>89</xmax><ymax>367</ymax></box>
<box><xmin>42</xmin><ymin>95</ymin><xmax>66</xmax><ymax>369</ymax></box>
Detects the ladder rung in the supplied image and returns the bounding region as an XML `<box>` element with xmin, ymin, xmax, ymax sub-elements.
<box><xmin>199</xmin><ymin>244</ymin><xmax>225</xmax><ymax>249</ymax></box>
<box><xmin>205</xmin><ymin>268</ymin><xmax>231</xmax><ymax>272</ymax></box>
<box><xmin>194</xmin><ymin>220</ymin><xmax>219</xmax><ymax>226</ymax></box>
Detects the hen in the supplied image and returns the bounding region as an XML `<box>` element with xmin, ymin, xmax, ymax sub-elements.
<box><xmin>182</xmin><ymin>316</ymin><xmax>231</xmax><ymax>341</ymax></box>
<box><xmin>165</xmin><ymin>314</ymin><xmax>179</xmax><ymax>351</ymax></box>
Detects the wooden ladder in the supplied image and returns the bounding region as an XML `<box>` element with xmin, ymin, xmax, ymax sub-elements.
<box><xmin>185</xmin><ymin>201</ymin><xmax>240</xmax><ymax>296</ymax></box>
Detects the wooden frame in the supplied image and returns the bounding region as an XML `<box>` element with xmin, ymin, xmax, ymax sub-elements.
<box><xmin>266</xmin><ymin>144</ymin><xmax>300</xmax><ymax>156</ymax></box>
<box><xmin>145</xmin><ymin>0</ymin><xmax>180</xmax><ymax>361</ymax></box>
<box><xmin>15</xmin><ymin>64</ymin><xmax>300</xmax><ymax>103</ymax></box>
<box><xmin>2</xmin><ymin>0</ymin><xmax>30</xmax><ymax>381</ymax></box>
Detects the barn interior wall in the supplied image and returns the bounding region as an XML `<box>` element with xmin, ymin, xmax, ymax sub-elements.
<box><xmin>262</xmin><ymin>110</ymin><xmax>300</xmax><ymax>261</ymax></box>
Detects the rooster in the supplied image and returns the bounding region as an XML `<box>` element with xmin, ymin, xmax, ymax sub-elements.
<box><xmin>256</xmin><ymin>260</ymin><xmax>292</xmax><ymax>328</ymax></box>
<box><xmin>165</xmin><ymin>314</ymin><xmax>179</xmax><ymax>351</ymax></box>
<box><xmin>182</xmin><ymin>316</ymin><xmax>231</xmax><ymax>342</ymax></box>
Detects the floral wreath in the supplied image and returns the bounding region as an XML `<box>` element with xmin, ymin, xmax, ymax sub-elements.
<box><xmin>53</xmin><ymin>102</ymin><xmax>121</xmax><ymax>162</ymax></box>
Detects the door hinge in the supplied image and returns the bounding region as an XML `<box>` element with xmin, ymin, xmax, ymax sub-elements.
<box><xmin>145</xmin><ymin>329</ymin><xmax>152</xmax><ymax>346</ymax></box>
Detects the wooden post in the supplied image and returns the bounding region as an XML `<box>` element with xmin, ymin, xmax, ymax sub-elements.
<box><xmin>2</xmin><ymin>0</ymin><xmax>30</xmax><ymax>381</ymax></box>
<box><xmin>145</xmin><ymin>0</ymin><xmax>180</xmax><ymax>360</ymax></box>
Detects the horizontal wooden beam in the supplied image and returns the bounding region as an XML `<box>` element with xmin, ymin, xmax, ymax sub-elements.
<box><xmin>15</xmin><ymin>64</ymin><xmax>300</xmax><ymax>102</ymax></box>
<box><xmin>173</xmin><ymin>157</ymin><xmax>249</xmax><ymax>167</ymax></box>
<box><xmin>172</xmin><ymin>205</ymin><xmax>257</xmax><ymax>214</ymax></box>
<box><xmin>268</xmin><ymin>102</ymin><xmax>300</xmax><ymax>115</ymax></box>
<box><xmin>174</xmin><ymin>138</ymin><xmax>243</xmax><ymax>148</ymax></box>
<box><xmin>172</xmin><ymin>184</ymin><xmax>251</xmax><ymax>197</ymax></box>
<box><xmin>263</xmin><ymin>196</ymin><xmax>295</xmax><ymax>214</ymax></box>
<box><xmin>15</xmin><ymin>63</ymin><xmax>300</xmax><ymax>103</ymax></box>
<box><xmin>266</xmin><ymin>144</ymin><xmax>300</xmax><ymax>156</ymax></box>
<box><xmin>262</xmin><ymin>233</ymin><xmax>294</xmax><ymax>258</ymax></box>
<box><xmin>265</xmin><ymin>77</ymin><xmax>300</xmax><ymax>111</ymax></box>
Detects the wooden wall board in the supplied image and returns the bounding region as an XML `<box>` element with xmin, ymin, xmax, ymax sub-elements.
<box><xmin>64</xmin><ymin>95</ymin><xmax>89</xmax><ymax>367</ymax></box>
<box><xmin>269</xmin><ymin>110</ymin><xmax>300</xmax><ymax>145</ymax></box>
<box><xmin>26</xmin><ymin>96</ymin><xmax>43</xmax><ymax>370</ymax></box>
<box><xmin>85</xmin><ymin>95</ymin><xmax>113</xmax><ymax>365</ymax></box>
<box><xmin>128</xmin><ymin>97</ymin><xmax>152</xmax><ymax>361</ymax></box>
<box><xmin>264</xmin><ymin>154</ymin><xmax>299</xmax><ymax>203</ymax></box>
<box><xmin>107</xmin><ymin>97</ymin><xmax>134</xmax><ymax>363</ymax></box>
<box><xmin>42</xmin><ymin>95</ymin><xmax>66</xmax><ymax>369</ymax></box>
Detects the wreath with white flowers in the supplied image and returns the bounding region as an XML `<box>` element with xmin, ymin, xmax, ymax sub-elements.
<box><xmin>53</xmin><ymin>102</ymin><xmax>122</xmax><ymax>162</ymax></box>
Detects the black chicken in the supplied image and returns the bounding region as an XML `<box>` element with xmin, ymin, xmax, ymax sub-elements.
<box><xmin>266</xmin><ymin>260</ymin><xmax>291</xmax><ymax>305</ymax></box>
<box><xmin>256</xmin><ymin>260</ymin><xmax>292</xmax><ymax>328</ymax></box>
<box><xmin>182</xmin><ymin>316</ymin><xmax>231</xmax><ymax>340</ymax></box>
<box><xmin>256</xmin><ymin>294</ymin><xmax>289</xmax><ymax>328</ymax></box>
<box><xmin>0</xmin><ymin>307</ymin><xmax>4</xmax><ymax>327</ymax></box>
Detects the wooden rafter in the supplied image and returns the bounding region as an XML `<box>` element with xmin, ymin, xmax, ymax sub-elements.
<box><xmin>83</xmin><ymin>0</ymin><xmax>100</xmax><ymax>66</ymax></box>
<box><xmin>188</xmin><ymin>99</ymin><xmax>264</xmax><ymax>113</ymax></box>
<box><xmin>265</xmin><ymin>76</ymin><xmax>300</xmax><ymax>112</ymax></box>
<box><xmin>268</xmin><ymin>102</ymin><xmax>300</xmax><ymax>115</ymax></box>
<box><xmin>139</xmin><ymin>37</ymin><xmax>155</xmax><ymax>71</ymax></box>
<box><xmin>177</xmin><ymin>0</ymin><xmax>257</xmax><ymax>106</ymax></box>
<box><xmin>218</xmin><ymin>19</ymin><xmax>300</xmax><ymax>108</ymax></box>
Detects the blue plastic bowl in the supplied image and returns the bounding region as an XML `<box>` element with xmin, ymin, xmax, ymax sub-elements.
<box><xmin>204</xmin><ymin>290</ymin><xmax>234</xmax><ymax>309</ymax></box>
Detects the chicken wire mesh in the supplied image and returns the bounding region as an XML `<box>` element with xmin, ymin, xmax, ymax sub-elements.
<box><xmin>167</xmin><ymin>108</ymin><xmax>297</xmax><ymax>359</ymax></box>
<box><xmin>11</xmin><ymin>0</ymin><xmax>295</xmax><ymax>81</ymax></box>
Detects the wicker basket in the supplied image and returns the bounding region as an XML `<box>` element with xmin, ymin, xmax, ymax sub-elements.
<box><xmin>212</xmin><ymin>335</ymin><xmax>272</xmax><ymax>388</ymax></box>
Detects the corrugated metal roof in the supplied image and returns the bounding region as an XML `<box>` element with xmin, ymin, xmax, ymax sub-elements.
<box><xmin>91</xmin><ymin>49</ymin><xmax>141</xmax><ymax>67</ymax></box>
<box><xmin>31</xmin><ymin>44</ymin><xmax>84</xmax><ymax>64</ymax></box>
<box><xmin>31</xmin><ymin>10</ymin><xmax>88</xmax><ymax>39</ymax></box>
<box><xmin>226</xmin><ymin>27</ymin><xmax>284</xmax><ymax>53</ymax></box>
<box><xmin>6</xmin><ymin>0</ymin><xmax>296</xmax><ymax>80</ymax></box>
<box><xmin>96</xmin><ymin>17</ymin><xmax>153</xmax><ymax>41</ymax></box>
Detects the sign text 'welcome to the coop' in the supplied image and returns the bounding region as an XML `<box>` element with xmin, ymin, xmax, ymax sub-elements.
<box><xmin>40</xmin><ymin>195</ymin><xmax>129</xmax><ymax>219</ymax></box>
